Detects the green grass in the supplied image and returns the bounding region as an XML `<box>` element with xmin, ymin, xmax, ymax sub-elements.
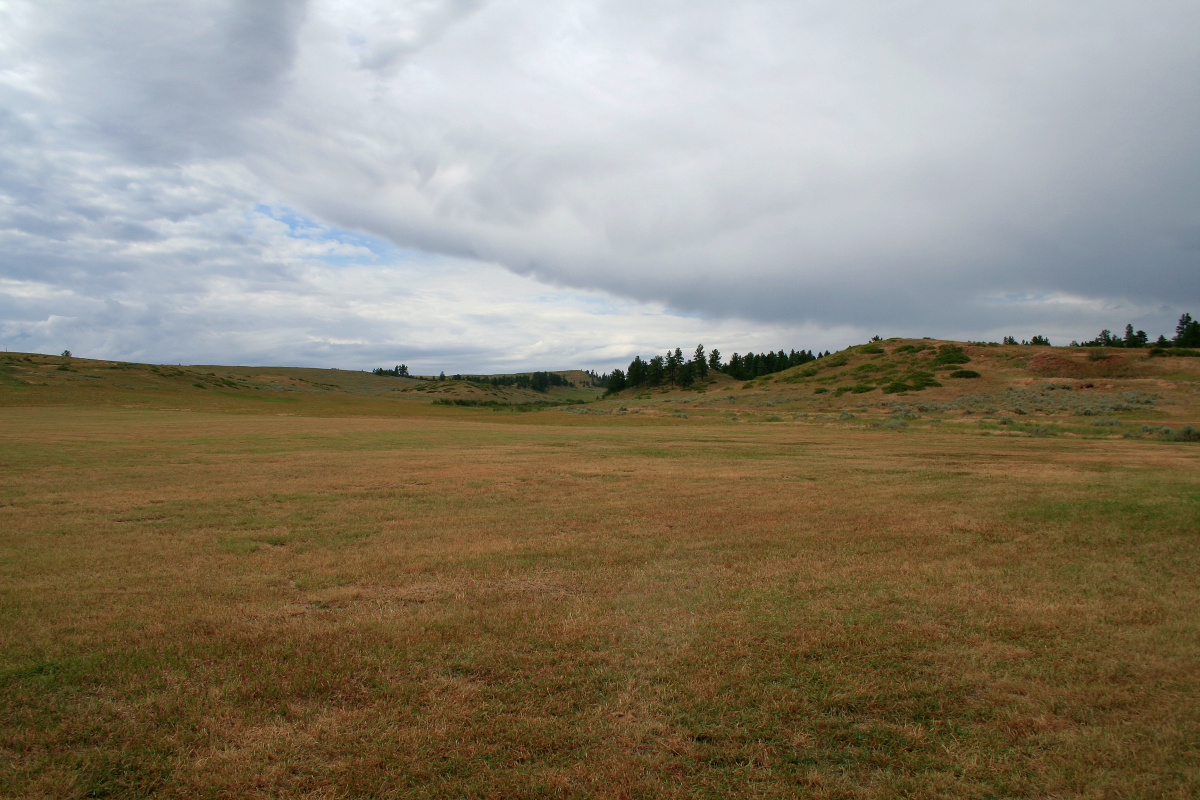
<box><xmin>2</xmin><ymin>349</ymin><xmax>1199</xmax><ymax>797</ymax></box>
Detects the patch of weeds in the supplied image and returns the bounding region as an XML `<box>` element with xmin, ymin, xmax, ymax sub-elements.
<box><xmin>874</xmin><ymin>418</ymin><xmax>908</xmax><ymax>430</ymax></box>
<box><xmin>1090</xmin><ymin>417</ymin><xmax>1121</xmax><ymax>427</ymax></box>
<box><xmin>853</xmin><ymin>363</ymin><xmax>886</xmax><ymax>374</ymax></box>
<box><xmin>1149</xmin><ymin>347</ymin><xmax>1200</xmax><ymax>358</ymax></box>
<box><xmin>859</xmin><ymin>344</ymin><xmax>884</xmax><ymax>354</ymax></box>
<box><xmin>813</xmin><ymin>387</ymin><xmax>829</xmax><ymax>394</ymax></box>
<box><xmin>742</xmin><ymin>382</ymin><xmax>756</xmax><ymax>389</ymax></box>
<box><xmin>765</xmin><ymin>414</ymin><xmax>783</xmax><ymax>421</ymax></box>
<box><xmin>673</xmin><ymin>411</ymin><xmax>689</xmax><ymax>419</ymax></box>
<box><xmin>839</xmin><ymin>411</ymin><xmax>856</xmax><ymax>420</ymax></box>
<box><xmin>834</xmin><ymin>384</ymin><xmax>876</xmax><ymax>396</ymax></box>
<box><xmin>930</xmin><ymin>344</ymin><xmax>971</xmax><ymax>366</ymax></box>
<box><xmin>1163</xmin><ymin>425</ymin><xmax>1200</xmax><ymax>442</ymax></box>
<box><xmin>820</xmin><ymin>353</ymin><xmax>849</xmax><ymax>369</ymax></box>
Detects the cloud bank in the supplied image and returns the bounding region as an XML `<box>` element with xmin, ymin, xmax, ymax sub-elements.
<box><xmin>2</xmin><ymin>1</ymin><xmax>1198</xmax><ymax>369</ymax></box>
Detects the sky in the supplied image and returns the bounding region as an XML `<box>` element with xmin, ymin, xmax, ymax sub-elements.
<box><xmin>2</xmin><ymin>0</ymin><xmax>1198</xmax><ymax>373</ymax></box>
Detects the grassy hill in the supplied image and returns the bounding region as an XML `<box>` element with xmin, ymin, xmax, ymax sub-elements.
<box><xmin>3</xmin><ymin>341</ymin><xmax>1197</xmax><ymax>437</ymax></box>
<box><xmin>2</xmin><ymin>340</ymin><xmax>1199</xmax><ymax>797</ymax></box>
<box><xmin>0</xmin><ymin>353</ymin><xmax>603</xmax><ymax>414</ymax></box>
<box><xmin>598</xmin><ymin>339</ymin><xmax>1200</xmax><ymax>438</ymax></box>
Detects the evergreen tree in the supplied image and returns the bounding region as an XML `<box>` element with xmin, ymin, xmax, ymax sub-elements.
<box><xmin>708</xmin><ymin>348</ymin><xmax>722</xmax><ymax>372</ymax></box>
<box><xmin>627</xmin><ymin>356</ymin><xmax>648</xmax><ymax>386</ymax></box>
<box><xmin>606</xmin><ymin>368</ymin><xmax>627</xmax><ymax>394</ymax></box>
<box><xmin>665</xmin><ymin>349</ymin><xmax>682</xmax><ymax>384</ymax></box>
<box><xmin>727</xmin><ymin>353</ymin><xmax>743</xmax><ymax>379</ymax></box>
<box><xmin>678</xmin><ymin>361</ymin><xmax>695</xmax><ymax>387</ymax></box>
<box><xmin>693</xmin><ymin>344</ymin><xmax>708</xmax><ymax>379</ymax></box>
<box><xmin>647</xmin><ymin>355</ymin><xmax>666</xmax><ymax>385</ymax></box>
<box><xmin>1176</xmin><ymin>313</ymin><xmax>1200</xmax><ymax>347</ymax></box>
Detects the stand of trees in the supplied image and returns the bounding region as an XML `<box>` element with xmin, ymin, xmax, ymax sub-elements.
<box><xmin>607</xmin><ymin>344</ymin><xmax>822</xmax><ymax>393</ymax></box>
<box><xmin>458</xmin><ymin>372</ymin><xmax>572</xmax><ymax>392</ymax></box>
<box><xmin>372</xmin><ymin>364</ymin><xmax>409</xmax><ymax>376</ymax></box>
<box><xmin>1071</xmin><ymin>314</ymin><xmax>1199</xmax><ymax>349</ymax></box>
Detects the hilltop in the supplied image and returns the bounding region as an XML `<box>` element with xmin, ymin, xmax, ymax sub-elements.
<box><xmin>2</xmin><ymin>341</ymin><xmax>1198</xmax><ymax>436</ymax></box>
<box><xmin>596</xmin><ymin>339</ymin><xmax>1200</xmax><ymax>437</ymax></box>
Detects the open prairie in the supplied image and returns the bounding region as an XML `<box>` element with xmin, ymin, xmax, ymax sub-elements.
<box><xmin>2</xmin><ymin>347</ymin><xmax>1199</xmax><ymax>798</ymax></box>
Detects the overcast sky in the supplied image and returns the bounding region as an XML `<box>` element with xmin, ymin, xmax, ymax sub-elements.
<box><xmin>2</xmin><ymin>1</ymin><xmax>1198</xmax><ymax>372</ymax></box>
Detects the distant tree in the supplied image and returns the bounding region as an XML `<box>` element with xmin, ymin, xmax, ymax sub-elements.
<box><xmin>1155</xmin><ymin>334</ymin><xmax>1171</xmax><ymax>348</ymax></box>
<box><xmin>647</xmin><ymin>355</ymin><xmax>665</xmax><ymax>386</ymax></box>
<box><xmin>606</xmin><ymin>368</ymin><xmax>626</xmax><ymax>394</ymax></box>
<box><xmin>1176</xmin><ymin>313</ymin><xmax>1200</xmax><ymax>347</ymax></box>
<box><xmin>665</xmin><ymin>349</ymin><xmax>682</xmax><ymax>385</ymax></box>
<box><xmin>677</xmin><ymin>361</ymin><xmax>695</xmax><ymax>387</ymax></box>
<box><xmin>1122</xmin><ymin>325</ymin><xmax>1147</xmax><ymax>348</ymax></box>
<box><xmin>61</xmin><ymin>350</ymin><xmax>71</xmax><ymax>358</ymax></box>
<box><xmin>439</xmin><ymin>371</ymin><xmax>446</xmax><ymax>380</ymax></box>
<box><xmin>708</xmin><ymin>348</ymin><xmax>722</xmax><ymax>372</ymax></box>
<box><xmin>1029</xmin><ymin>335</ymin><xmax>1050</xmax><ymax>346</ymax></box>
<box><xmin>627</xmin><ymin>355</ymin><xmax>648</xmax><ymax>387</ymax></box>
<box><xmin>1002</xmin><ymin>336</ymin><xmax>1017</xmax><ymax>345</ymax></box>
<box><xmin>693</xmin><ymin>344</ymin><xmax>708</xmax><ymax>379</ymax></box>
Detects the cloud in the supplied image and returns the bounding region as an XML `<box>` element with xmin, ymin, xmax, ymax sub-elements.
<box><xmin>1</xmin><ymin>0</ymin><xmax>1198</xmax><ymax>368</ymax></box>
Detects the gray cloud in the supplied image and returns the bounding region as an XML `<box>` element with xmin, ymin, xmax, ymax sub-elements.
<box><xmin>2</xmin><ymin>0</ymin><xmax>1198</xmax><ymax>368</ymax></box>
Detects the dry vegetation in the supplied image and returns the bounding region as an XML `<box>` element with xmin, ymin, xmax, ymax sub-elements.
<box><xmin>2</xmin><ymin>345</ymin><xmax>1199</xmax><ymax>798</ymax></box>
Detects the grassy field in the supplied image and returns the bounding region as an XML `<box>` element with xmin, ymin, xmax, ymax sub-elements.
<box><xmin>2</xmin><ymin>346</ymin><xmax>1199</xmax><ymax>798</ymax></box>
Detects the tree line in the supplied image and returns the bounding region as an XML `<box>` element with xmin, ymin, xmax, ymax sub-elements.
<box><xmin>606</xmin><ymin>344</ymin><xmax>827</xmax><ymax>393</ymax></box>
<box><xmin>370</xmin><ymin>364</ymin><xmax>575</xmax><ymax>393</ymax></box>
<box><xmin>1070</xmin><ymin>313</ymin><xmax>1200</xmax><ymax>349</ymax></box>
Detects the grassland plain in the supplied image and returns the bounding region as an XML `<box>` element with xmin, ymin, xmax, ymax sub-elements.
<box><xmin>1</xmin><ymin>346</ymin><xmax>1199</xmax><ymax>798</ymax></box>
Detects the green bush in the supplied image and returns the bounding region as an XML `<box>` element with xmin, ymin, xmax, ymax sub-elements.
<box><xmin>949</xmin><ymin>369</ymin><xmax>981</xmax><ymax>378</ymax></box>
<box><xmin>1149</xmin><ymin>347</ymin><xmax>1200</xmax><ymax>358</ymax></box>
<box><xmin>813</xmin><ymin>387</ymin><xmax>829</xmax><ymax>394</ymax></box>
<box><xmin>1164</xmin><ymin>425</ymin><xmax>1200</xmax><ymax>442</ymax></box>
<box><xmin>931</xmin><ymin>345</ymin><xmax>971</xmax><ymax>366</ymax></box>
<box><xmin>859</xmin><ymin>344</ymin><xmax>884</xmax><ymax>354</ymax></box>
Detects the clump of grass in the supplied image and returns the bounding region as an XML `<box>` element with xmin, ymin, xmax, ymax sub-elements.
<box><xmin>874</xmin><ymin>417</ymin><xmax>908</xmax><ymax>430</ymax></box>
<box><xmin>1090</xmin><ymin>417</ymin><xmax>1121</xmax><ymax>427</ymax></box>
<box><xmin>859</xmin><ymin>344</ymin><xmax>884</xmax><ymax>354</ymax></box>
<box><xmin>1164</xmin><ymin>425</ymin><xmax>1200</xmax><ymax>442</ymax></box>
<box><xmin>930</xmin><ymin>344</ymin><xmax>971</xmax><ymax>366</ymax></box>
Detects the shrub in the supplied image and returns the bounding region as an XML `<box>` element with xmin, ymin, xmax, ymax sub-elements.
<box><xmin>1149</xmin><ymin>347</ymin><xmax>1200</xmax><ymax>358</ymax></box>
<box><xmin>876</xmin><ymin>418</ymin><xmax>908</xmax><ymax>430</ymax></box>
<box><xmin>860</xmin><ymin>344</ymin><xmax>884</xmax><ymax>354</ymax></box>
<box><xmin>1090</xmin><ymin>417</ymin><xmax>1121</xmax><ymax>427</ymax></box>
<box><xmin>931</xmin><ymin>345</ymin><xmax>971</xmax><ymax>366</ymax></box>
<box><xmin>813</xmin><ymin>387</ymin><xmax>829</xmax><ymax>394</ymax></box>
<box><xmin>1164</xmin><ymin>425</ymin><xmax>1200</xmax><ymax>442</ymax></box>
<box><xmin>949</xmin><ymin>369</ymin><xmax>981</xmax><ymax>378</ymax></box>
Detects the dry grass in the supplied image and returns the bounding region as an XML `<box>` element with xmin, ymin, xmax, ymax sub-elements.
<box><xmin>2</xmin><ymin>393</ymin><xmax>1199</xmax><ymax>798</ymax></box>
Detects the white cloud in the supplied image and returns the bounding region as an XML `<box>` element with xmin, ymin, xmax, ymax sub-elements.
<box><xmin>1</xmin><ymin>0</ymin><xmax>1198</xmax><ymax>368</ymax></box>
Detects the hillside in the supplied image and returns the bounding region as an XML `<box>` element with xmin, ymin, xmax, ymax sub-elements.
<box><xmin>0</xmin><ymin>353</ymin><xmax>601</xmax><ymax>414</ymax></box>
<box><xmin>3</xmin><ymin>342</ymin><xmax>1198</xmax><ymax>436</ymax></box>
<box><xmin>597</xmin><ymin>339</ymin><xmax>1200</xmax><ymax>438</ymax></box>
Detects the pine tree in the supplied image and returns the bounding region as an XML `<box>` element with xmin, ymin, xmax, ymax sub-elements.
<box><xmin>693</xmin><ymin>344</ymin><xmax>708</xmax><ymax>379</ymax></box>
<box><xmin>708</xmin><ymin>348</ymin><xmax>722</xmax><ymax>372</ymax></box>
